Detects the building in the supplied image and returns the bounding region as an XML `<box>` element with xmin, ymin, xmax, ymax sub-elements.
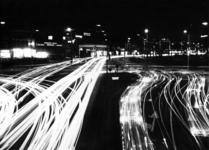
<box><xmin>78</xmin><ymin>44</ymin><xmax>108</xmax><ymax>57</ymax></box>
<box><xmin>159</xmin><ymin>38</ymin><xmax>170</xmax><ymax>52</ymax></box>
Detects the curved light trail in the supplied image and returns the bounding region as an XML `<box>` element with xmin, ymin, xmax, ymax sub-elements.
<box><xmin>120</xmin><ymin>70</ymin><xmax>209</xmax><ymax>150</ymax></box>
<box><xmin>0</xmin><ymin>57</ymin><xmax>106</xmax><ymax>150</ymax></box>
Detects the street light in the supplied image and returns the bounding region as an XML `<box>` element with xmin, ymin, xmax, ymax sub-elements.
<box><xmin>127</xmin><ymin>37</ymin><xmax>131</xmax><ymax>45</ymax></box>
<box><xmin>66</xmin><ymin>27</ymin><xmax>72</xmax><ymax>32</ymax></box>
<box><xmin>0</xmin><ymin>21</ymin><xmax>6</xmax><ymax>25</ymax></box>
<box><xmin>183</xmin><ymin>29</ymin><xmax>190</xmax><ymax>69</ymax></box>
<box><xmin>75</xmin><ymin>35</ymin><xmax>83</xmax><ymax>58</ymax></box>
<box><xmin>145</xmin><ymin>29</ymin><xmax>149</xmax><ymax>34</ymax></box>
<box><xmin>202</xmin><ymin>22</ymin><xmax>208</xmax><ymax>26</ymax></box>
<box><xmin>65</xmin><ymin>27</ymin><xmax>73</xmax><ymax>60</ymax></box>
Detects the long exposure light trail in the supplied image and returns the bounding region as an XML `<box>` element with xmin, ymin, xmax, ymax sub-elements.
<box><xmin>0</xmin><ymin>57</ymin><xmax>106</xmax><ymax>150</ymax></box>
<box><xmin>120</xmin><ymin>70</ymin><xmax>209</xmax><ymax>150</ymax></box>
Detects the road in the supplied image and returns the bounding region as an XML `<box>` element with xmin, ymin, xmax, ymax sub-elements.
<box><xmin>0</xmin><ymin>57</ymin><xmax>106</xmax><ymax>150</ymax></box>
<box><xmin>76</xmin><ymin>72</ymin><xmax>138</xmax><ymax>150</ymax></box>
<box><xmin>119</xmin><ymin>70</ymin><xmax>209</xmax><ymax>150</ymax></box>
<box><xmin>0</xmin><ymin>56</ymin><xmax>209</xmax><ymax>150</ymax></box>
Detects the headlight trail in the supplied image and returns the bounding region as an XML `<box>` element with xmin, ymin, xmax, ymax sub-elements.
<box><xmin>120</xmin><ymin>70</ymin><xmax>209</xmax><ymax>150</ymax></box>
<box><xmin>0</xmin><ymin>57</ymin><xmax>106</xmax><ymax>150</ymax></box>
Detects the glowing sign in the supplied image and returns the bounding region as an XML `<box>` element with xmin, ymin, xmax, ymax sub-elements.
<box><xmin>112</xmin><ymin>77</ymin><xmax>119</xmax><ymax>80</ymax></box>
<box><xmin>79</xmin><ymin>44</ymin><xmax>107</xmax><ymax>48</ymax></box>
<box><xmin>83</xmin><ymin>32</ymin><xmax>91</xmax><ymax>36</ymax></box>
<box><xmin>44</xmin><ymin>42</ymin><xmax>57</xmax><ymax>46</ymax></box>
<box><xmin>0</xmin><ymin>50</ymin><xmax>11</xmax><ymax>58</ymax></box>
<box><xmin>75</xmin><ymin>35</ymin><xmax>83</xmax><ymax>38</ymax></box>
<box><xmin>35</xmin><ymin>51</ymin><xmax>49</xmax><ymax>58</ymax></box>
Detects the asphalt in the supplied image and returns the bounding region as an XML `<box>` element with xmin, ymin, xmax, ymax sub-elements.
<box><xmin>142</xmin><ymin>78</ymin><xmax>206</xmax><ymax>150</ymax></box>
<box><xmin>1</xmin><ymin>58</ymin><xmax>209</xmax><ymax>150</ymax></box>
<box><xmin>76</xmin><ymin>72</ymin><xmax>138</xmax><ymax>150</ymax></box>
<box><xmin>77</xmin><ymin>71</ymin><xmax>209</xmax><ymax>150</ymax></box>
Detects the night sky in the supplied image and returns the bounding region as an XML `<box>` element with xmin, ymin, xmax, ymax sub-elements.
<box><xmin>1</xmin><ymin>0</ymin><xmax>208</xmax><ymax>43</ymax></box>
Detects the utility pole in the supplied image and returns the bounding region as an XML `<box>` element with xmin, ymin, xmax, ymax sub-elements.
<box><xmin>145</xmin><ymin>29</ymin><xmax>149</xmax><ymax>70</ymax></box>
<box><xmin>187</xmin><ymin>34</ymin><xmax>190</xmax><ymax>70</ymax></box>
<box><xmin>106</xmin><ymin>43</ymin><xmax>109</xmax><ymax>76</ymax></box>
<box><xmin>124</xmin><ymin>42</ymin><xmax>126</xmax><ymax>65</ymax></box>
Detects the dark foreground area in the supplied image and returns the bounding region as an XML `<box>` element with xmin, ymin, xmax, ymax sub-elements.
<box><xmin>76</xmin><ymin>71</ymin><xmax>209</xmax><ymax>150</ymax></box>
<box><xmin>129</xmin><ymin>55</ymin><xmax>209</xmax><ymax>67</ymax></box>
<box><xmin>76</xmin><ymin>72</ymin><xmax>138</xmax><ymax>150</ymax></box>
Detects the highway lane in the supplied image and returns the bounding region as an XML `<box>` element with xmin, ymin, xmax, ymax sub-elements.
<box><xmin>1</xmin><ymin>55</ymin><xmax>209</xmax><ymax>150</ymax></box>
<box><xmin>0</xmin><ymin>57</ymin><xmax>106</xmax><ymax>150</ymax></box>
<box><xmin>120</xmin><ymin>70</ymin><xmax>209</xmax><ymax>150</ymax></box>
<box><xmin>76</xmin><ymin>72</ymin><xmax>139</xmax><ymax>150</ymax></box>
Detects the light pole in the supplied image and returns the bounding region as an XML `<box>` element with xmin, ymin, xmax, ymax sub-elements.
<box><xmin>202</xmin><ymin>22</ymin><xmax>208</xmax><ymax>52</ymax></box>
<box><xmin>201</xmin><ymin>22</ymin><xmax>208</xmax><ymax>67</ymax></box>
<box><xmin>65</xmin><ymin>27</ymin><xmax>73</xmax><ymax>60</ymax></box>
<box><xmin>145</xmin><ymin>29</ymin><xmax>149</xmax><ymax>70</ymax></box>
<box><xmin>124</xmin><ymin>37</ymin><xmax>130</xmax><ymax>62</ymax></box>
<box><xmin>0</xmin><ymin>21</ymin><xmax>6</xmax><ymax>69</ymax></box>
<box><xmin>184</xmin><ymin>30</ymin><xmax>190</xmax><ymax>69</ymax></box>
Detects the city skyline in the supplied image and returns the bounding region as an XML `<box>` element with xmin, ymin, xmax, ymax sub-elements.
<box><xmin>1</xmin><ymin>0</ymin><xmax>208</xmax><ymax>44</ymax></box>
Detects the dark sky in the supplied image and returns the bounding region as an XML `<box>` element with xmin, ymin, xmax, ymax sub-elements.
<box><xmin>1</xmin><ymin>0</ymin><xmax>208</xmax><ymax>43</ymax></box>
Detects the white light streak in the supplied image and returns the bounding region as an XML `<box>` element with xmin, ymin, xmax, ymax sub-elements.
<box><xmin>120</xmin><ymin>70</ymin><xmax>209</xmax><ymax>150</ymax></box>
<box><xmin>0</xmin><ymin>57</ymin><xmax>106</xmax><ymax>150</ymax></box>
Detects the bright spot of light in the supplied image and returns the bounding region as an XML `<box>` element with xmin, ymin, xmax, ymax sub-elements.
<box><xmin>144</xmin><ymin>137</ymin><xmax>148</xmax><ymax>148</ymax></box>
<box><xmin>0</xmin><ymin>50</ymin><xmax>11</xmax><ymax>58</ymax></box>
<box><xmin>194</xmin><ymin>101</ymin><xmax>200</xmax><ymax>108</ymax></box>
<box><xmin>142</xmin><ymin>77</ymin><xmax>152</xmax><ymax>82</ymax></box>
<box><xmin>0</xmin><ymin>21</ymin><xmax>6</xmax><ymax>25</ymax></box>
<box><xmin>23</xmin><ymin>48</ymin><xmax>36</xmax><ymax>58</ymax></box>
<box><xmin>120</xmin><ymin>116</ymin><xmax>127</xmax><ymax>124</ymax></box>
<box><xmin>48</xmin><ymin>35</ymin><xmax>53</xmax><ymax>40</ymax></box>
<box><xmin>72</xmin><ymin>39</ymin><xmax>75</xmax><ymax>43</ymax></box>
<box><xmin>13</xmin><ymin>48</ymin><xmax>24</xmax><ymax>58</ymax></box>
<box><xmin>162</xmin><ymin>54</ymin><xmax>169</xmax><ymax>56</ymax></box>
<box><xmin>28</xmin><ymin>41</ymin><xmax>35</xmax><ymax>47</ymax></box>
<box><xmin>201</xmin><ymin>35</ymin><xmax>208</xmax><ymax>38</ymax></box>
<box><xmin>163</xmin><ymin>138</ymin><xmax>168</xmax><ymax>148</ymax></box>
<box><xmin>190</xmin><ymin>127</ymin><xmax>199</xmax><ymax>136</ymax></box>
<box><xmin>66</xmin><ymin>27</ymin><xmax>72</xmax><ymax>32</ymax></box>
<box><xmin>145</xmin><ymin>29</ymin><xmax>149</xmax><ymax>33</ymax></box>
<box><xmin>35</xmin><ymin>51</ymin><xmax>49</xmax><ymax>58</ymax></box>
<box><xmin>202</xmin><ymin>22</ymin><xmax>208</xmax><ymax>26</ymax></box>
